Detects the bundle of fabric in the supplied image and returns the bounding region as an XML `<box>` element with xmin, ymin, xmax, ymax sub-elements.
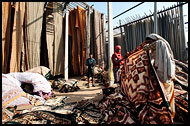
<box><xmin>2</xmin><ymin>95</ymin><xmax>79</xmax><ymax>124</ymax></box>
<box><xmin>2</xmin><ymin>73</ymin><xmax>45</xmax><ymax>109</ymax></box>
<box><xmin>9</xmin><ymin>110</ymin><xmax>77</xmax><ymax>124</ymax></box>
<box><xmin>2</xmin><ymin>106</ymin><xmax>21</xmax><ymax>124</ymax></box>
<box><xmin>25</xmin><ymin>66</ymin><xmax>51</xmax><ymax>80</ymax></box>
<box><xmin>100</xmin><ymin>70</ymin><xmax>109</xmax><ymax>87</ymax></box>
<box><xmin>7</xmin><ymin>72</ymin><xmax>52</xmax><ymax>99</ymax></box>
<box><xmin>174</xmin><ymin>94</ymin><xmax>188</xmax><ymax>123</ymax></box>
<box><xmin>52</xmin><ymin>79</ymin><xmax>80</xmax><ymax>93</ymax></box>
<box><xmin>73</xmin><ymin>99</ymin><xmax>103</xmax><ymax>124</ymax></box>
<box><xmin>174</xmin><ymin>59</ymin><xmax>188</xmax><ymax>91</ymax></box>
<box><xmin>99</xmin><ymin>87</ymin><xmax>137</xmax><ymax>124</ymax></box>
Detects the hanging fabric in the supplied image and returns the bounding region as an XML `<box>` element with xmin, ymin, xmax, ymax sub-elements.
<box><xmin>68</xmin><ymin>6</ymin><xmax>86</xmax><ymax>76</ymax></box>
<box><xmin>46</xmin><ymin>3</ymin><xmax>55</xmax><ymax>75</ymax></box>
<box><xmin>25</xmin><ymin>2</ymin><xmax>44</xmax><ymax>70</ymax></box>
<box><xmin>123</xmin><ymin>7</ymin><xmax>182</xmax><ymax>61</ymax></box>
<box><xmin>2</xmin><ymin>2</ymin><xmax>13</xmax><ymax>73</ymax></box>
<box><xmin>53</xmin><ymin>2</ymin><xmax>64</xmax><ymax>76</ymax></box>
<box><xmin>9</xmin><ymin>2</ymin><xmax>26</xmax><ymax>73</ymax></box>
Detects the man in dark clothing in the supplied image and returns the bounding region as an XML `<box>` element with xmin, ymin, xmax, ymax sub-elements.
<box><xmin>86</xmin><ymin>53</ymin><xmax>96</xmax><ymax>88</ymax></box>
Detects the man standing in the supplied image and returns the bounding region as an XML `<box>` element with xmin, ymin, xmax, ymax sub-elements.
<box><xmin>86</xmin><ymin>53</ymin><xmax>96</xmax><ymax>88</ymax></box>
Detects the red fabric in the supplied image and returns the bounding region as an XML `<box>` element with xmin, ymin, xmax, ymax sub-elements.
<box><xmin>112</xmin><ymin>45</ymin><xmax>124</xmax><ymax>67</ymax></box>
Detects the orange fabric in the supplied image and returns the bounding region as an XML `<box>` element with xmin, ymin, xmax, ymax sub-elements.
<box><xmin>69</xmin><ymin>6</ymin><xmax>86</xmax><ymax>76</ymax></box>
<box><xmin>2</xmin><ymin>2</ymin><xmax>12</xmax><ymax>73</ymax></box>
<box><xmin>9</xmin><ymin>2</ymin><xmax>26</xmax><ymax>72</ymax></box>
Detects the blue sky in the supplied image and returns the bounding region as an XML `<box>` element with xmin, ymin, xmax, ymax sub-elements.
<box><xmin>87</xmin><ymin>2</ymin><xmax>188</xmax><ymax>41</ymax></box>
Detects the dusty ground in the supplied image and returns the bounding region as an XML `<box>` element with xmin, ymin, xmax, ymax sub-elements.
<box><xmin>52</xmin><ymin>76</ymin><xmax>105</xmax><ymax>103</ymax></box>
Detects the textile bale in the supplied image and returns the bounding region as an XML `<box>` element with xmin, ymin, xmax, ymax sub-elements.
<box><xmin>25</xmin><ymin>66</ymin><xmax>51</xmax><ymax>79</ymax></box>
<box><xmin>2</xmin><ymin>74</ymin><xmax>30</xmax><ymax>108</ymax></box>
<box><xmin>52</xmin><ymin>79</ymin><xmax>80</xmax><ymax>93</ymax></box>
<box><xmin>8</xmin><ymin>72</ymin><xmax>52</xmax><ymax>94</ymax></box>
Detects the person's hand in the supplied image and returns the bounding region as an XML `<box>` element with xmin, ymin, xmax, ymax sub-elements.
<box><xmin>143</xmin><ymin>44</ymin><xmax>150</xmax><ymax>51</ymax></box>
<box><xmin>123</xmin><ymin>52</ymin><xmax>129</xmax><ymax>59</ymax></box>
<box><xmin>126</xmin><ymin>52</ymin><xmax>129</xmax><ymax>56</ymax></box>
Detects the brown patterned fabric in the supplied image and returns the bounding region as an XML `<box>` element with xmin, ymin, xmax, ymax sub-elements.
<box><xmin>99</xmin><ymin>87</ymin><xmax>137</xmax><ymax>124</ymax></box>
<box><xmin>73</xmin><ymin>99</ymin><xmax>103</xmax><ymax>124</ymax></box>
<box><xmin>174</xmin><ymin>95</ymin><xmax>188</xmax><ymax>123</ymax></box>
<box><xmin>11</xmin><ymin>111</ymin><xmax>76</xmax><ymax>124</ymax></box>
<box><xmin>120</xmin><ymin>43</ymin><xmax>173</xmax><ymax>124</ymax></box>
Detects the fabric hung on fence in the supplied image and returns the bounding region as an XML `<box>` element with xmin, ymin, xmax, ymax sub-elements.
<box><xmin>123</xmin><ymin>7</ymin><xmax>183</xmax><ymax>62</ymax></box>
<box><xmin>25</xmin><ymin>2</ymin><xmax>44</xmax><ymax>70</ymax></box>
<box><xmin>9</xmin><ymin>2</ymin><xmax>26</xmax><ymax>73</ymax></box>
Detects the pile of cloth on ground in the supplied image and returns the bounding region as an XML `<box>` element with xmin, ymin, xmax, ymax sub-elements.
<box><xmin>51</xmin><ymin>79</ymin><xmax>80</xmax><ymax>93</ymax></box>
<box><xmin>2</xmin><ymin>66</ymin><xmax>54</xmax><ymax>124</ymax></box>
<box><xmin>2</xmin><ymin>39</ymin><xmax>188</xmax><ymax>124</ymax></box>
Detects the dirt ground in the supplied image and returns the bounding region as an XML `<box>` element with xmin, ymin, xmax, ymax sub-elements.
<box><xmin>52</xmin><ymin>76</ymin><xmax>105</xmax><ymax>103</ymax></box>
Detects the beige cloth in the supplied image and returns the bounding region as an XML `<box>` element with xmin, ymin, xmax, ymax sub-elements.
<box><xmin>25</xmin><ymin>66</ymin><xmax>50</xmax><ymax>77</ymax></box>
<box><xmin>26</xmin><ymin>2</ymin><xmax>44</xmax><ymax>69</ymax></box>
<box><xmin>46</xmin><ymin>4</ymin><xmax>54</xmax><ymax>75</ymax></box>
<box><xmin>9</xmin><ymin>2</ymin><xmax>26</xmax><ymax>73</ymax></box>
